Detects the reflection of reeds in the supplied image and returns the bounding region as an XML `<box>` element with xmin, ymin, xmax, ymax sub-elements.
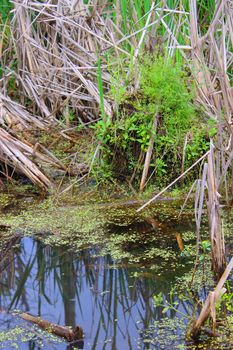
<box><xmin>8</xmin><ymin>246</ymin><xmax>36</xmax><ymax>310</ymax></box>
<box><xmin>1</xmin><ymin>237</ymin><xmax>194</xmax><ymax>348</ymax></box>
<box><xmin>0</xmin><ymin>234</ymin><xmax>20</xmax><ymax>300</ymax></box>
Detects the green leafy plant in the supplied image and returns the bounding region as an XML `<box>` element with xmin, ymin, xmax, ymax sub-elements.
<box><xmin>153</xmin><ymin>288</ymin><xmax>193</xmax><ymax>318</ymax></box>
<box><xmin>218</xmin><ymin>282</ymin><xmax>233</xmax><ymax>313</ymax></box>
<box><xmin>97</xmin><ymin>58</ymin><xmax>106</xmax><ymax>121</ymax></box>
<box><xmin>93</xmin><ymin>55</ymin><xmax>209</xmax><ymax>186</ymax></box>
<box><xmin>0</xmin><ymin>0</ymin><xmax>12</xmax><ymax>22</ymax></box>
<box><xmin>199</xmin><ymin>240</ymin><xmax>211</xmax><ymax>262</ymax></box>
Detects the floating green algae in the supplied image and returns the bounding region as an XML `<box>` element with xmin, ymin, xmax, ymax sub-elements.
<box><xmin>0</xmin><ymin>324</ymin><xmax>63</xmax><ymax>349</ymax></box>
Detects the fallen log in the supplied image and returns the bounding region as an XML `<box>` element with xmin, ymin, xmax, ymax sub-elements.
<box><xmin>19</xmin><ymin>312</ymin><xmax>84</xmax><ymax>342</ymax></box>
<box><xmin>189</xmin><ymin>257</ymin><xmax>233</xmax><ymax>340</ymax></box>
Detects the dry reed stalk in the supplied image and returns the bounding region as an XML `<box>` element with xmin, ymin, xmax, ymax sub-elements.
<box><xmin>207</xmin><ymin>144</ymin><xmax>226</xmax><ymax>279</ymax></box>
<box><xmin>188</xmin><ymin>0</ymin><xmax>233</xmax><ymax>161</ymax></box>
<box><xmin>0</xmin><ymin>93</ymin><xmax>75</xmax><ymax>188</ymax></box>
<box><xmin>190</xmin><ymin>144</ymin><xmax>226</xmax><ymax>283</ymax></box>
<box><xmin>11</xmin><ymin>0</ymin><xmax>116</xmax><ymax>120</ymax></box>
<box><xmin>140</xmin><ymin>113</ymin><xmax>158</xmax><ymax>192</ymax></box>
<box><xmin>189</xmin><ymin>257</ymin><xmax>233</xmax><ymax>340</ymax></box>
<box><xmin>0</xmin><ymin>127</ymin><xmax>52</xmax><ymax>188</ymax></box>
<box><xmin>0</xmin><ymin>1</ymin><xmax>231</xmax><ymax>194</ymax></box>
<box><xmin>0</xmin><ymin>92</ymin><xmax>53</xmax><ymax>130</ymax></box>
<box><xmin>137</xmin><ymin>151</ymin><xmax>210</xmax><ymax>212</ymax></box>
<box><xmin>0</xmin><ymin>92</ymin><xmax>90</xmax><ymax>187</ymax></box>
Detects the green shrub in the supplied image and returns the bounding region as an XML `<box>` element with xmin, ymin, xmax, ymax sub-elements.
<box><xmin>93</xmin><ymin>56</ymin><xmax>209</xmax><ymax>186</ymax></box>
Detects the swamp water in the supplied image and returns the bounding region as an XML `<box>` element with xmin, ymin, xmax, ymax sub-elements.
<box><xmin>0</xmin><ymin>195</ymin><xmax>232</xmax><ymax>350</ymax></box>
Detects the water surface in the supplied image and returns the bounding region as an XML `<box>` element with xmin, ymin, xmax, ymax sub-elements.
<box><xmin>1</xmin><ymin>198</ymin><xmax>231</xmax><ymax>350</ymax></box>
<box><xmin>0</xmin><ymin>234</ymin><xmax>193</xmax><ymax>350</ymax></box>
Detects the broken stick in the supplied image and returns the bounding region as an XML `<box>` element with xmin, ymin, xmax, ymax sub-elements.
<box><xmin>19</xmin><ymin>312</ymin><xmax>84</xmax><ymax>342</ymax></box>
<box><xmin>189</xmin><ymin>257</ymin><xmax>233</xmax><ymax>340</ymax></box>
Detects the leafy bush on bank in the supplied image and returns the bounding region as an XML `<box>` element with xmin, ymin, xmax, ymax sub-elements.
<box><xmin>93</xmin><ymin>56</ymin><xmax>210</xmax><ymax>187</ymax></box>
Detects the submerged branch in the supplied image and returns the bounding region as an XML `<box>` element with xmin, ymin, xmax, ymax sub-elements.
<box><xmin>19</xmin><ymin>312</ymin><xmax>84</xmax><ymax>342</ymax></box>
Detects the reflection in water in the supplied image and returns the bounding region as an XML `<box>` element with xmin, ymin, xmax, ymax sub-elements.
<box><xmin>0</xmin><ymin>237</ymin><xmax>191</xmax><ymax>350</ymax></box>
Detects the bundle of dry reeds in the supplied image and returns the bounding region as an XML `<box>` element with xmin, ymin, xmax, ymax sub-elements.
<box><xmin>0</xmin><ymin>127</ymin><xmax>54</xmax><ymax>188</ymax></box>
<box><xmin>0</xmin><ymin>92</ymin><xmax>52</xmax><ymax>130</ymax></box>
<box><xmin>0</xmin><ymin>0</ymin><xmax>232</xmax><ymax>190</ymax></box>
<box><xmin>2</xmin><ymin>0</ymin><xmax>120</xmax><ymax>187</ymax></box>
<box><xmin>11</xmin><ymin>0</ymin><xmax>115</xmax><ymax>122</ymax></box>
<box><xmin>6</xmin><ymin>0</ymin><xmax>233</xmax><ymax>126</ymax></box>
<box><xmin>0</xmin><ymin>92</ymin><xmax>73</xmax><ymax>188</ymax></box>
<box><xmin>189</xmin><ymin>0</ymin><xmax>233</xmax><ymax>121</ymax></box>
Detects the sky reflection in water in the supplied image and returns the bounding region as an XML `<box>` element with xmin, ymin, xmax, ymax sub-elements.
<box><xmin>0</xmin><ymin>236</ymin><xmax>191</xmax><ymax>350</ymax></box>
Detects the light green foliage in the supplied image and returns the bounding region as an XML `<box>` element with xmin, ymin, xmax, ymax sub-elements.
<box><xmin>140</xmin><ymin>57</ymin><xmax>206</xmax><ymax>175</ymax></box>
<box><xmin>198</xmin><ymin>239</ymin><xmax>211</xmax><ymax>263</ymax></box>
<box><xmin>93</xmin><ymin>56</ymin><xmax>209</xmax><ymax>185</ymax></box>
<box><xmin>218</xmin><ymin>282</ymin><xmax>233</xmax><ymax>312</ymax></box>
<box><xmin>61</xmin><ymin>110</ymin><xmax>76</xmax><ymax>124</ymax></box>
<box><xmin>200</xmin><ymin>240</ymin><xmax>211</xmax><ymax>253</ymax></box>
<box><xmin>197</xmin><ymin>0</ymin><xmax>216</xmax><ymax>34</ymax></box>
<box><xmin>154</xmin><ymin>288</ymin><xmax>192</xmax><ymax>318</ymax></box>
<box><xmin>0</xmin><ymin>0</ymin><xmax>12</xmax><ymax>22</ymax></box>
<box><xmin>0</xmin><ymin>1</ymin><xmax>14</xmax><ymax>80</ymax></box>
<box><xmin>185</xmin><ymin>127</ymin><xmax>210</xmax><ymax>162</ymax></box>
<box><xmin>180</xmin><ymin>244</ymin><xmax>196</xmax><ymax>258</ymax></box>
<box><xmin>120</xmin><ymin>0</ymin><xmax>127</xmax><ymax>34</ymax></box>
<box><xmin>97</xmin><ymin>58</ymin><xmax>106</xmax><ymax>120</ymax></box>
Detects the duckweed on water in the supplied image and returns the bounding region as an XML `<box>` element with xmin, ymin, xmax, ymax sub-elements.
<box><xmin>2</xmin><ymin>190</ymin><xmax>233</xmax><ymax>349</ymax></box>
<box><xmin>140</xmin><ymin>315</ymin><xmax>233</xmax><ymax>350</ymax></box>
<box><xmin>0</xmin><ymin>324</ymin><xmax>63</xmax><ymax>349</ymax></box>
<box><xmin>0</xmin><ymin>194</ymin><xmax>196</xmax><ymax>269</ymax></box>
<box><xmin>0</xmin><ymin>191</ymin><xmax>215</xmax><ymax>284</ymax></box>
<box><xmin>175</xmin><ymin>259</ymin><xmax>214</xmax><ymax>293</ymax></box>
<box><xmin>0</xmin><ymin>193</ymin><xmax>12</xmax><ymax>208</ymax></box>
<box><xmin>182</xmin><ymin>231</ymin><xmax>196</xmax><ymax>242</ymax></box>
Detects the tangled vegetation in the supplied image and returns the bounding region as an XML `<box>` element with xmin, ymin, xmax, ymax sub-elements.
<box><xmin>93</xmin><ymin>56</ymin><xmax>211</xmax><ymax>185</ymax></box>
<box><xmin>0</xmin><ymin>0</ymin><xmax>231</xmax><ymax>193</ymax></box>
<box><xmin>0</xmin><ymin>1</ymin><xmax>233</xmax><ymax>347</ymax></box>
